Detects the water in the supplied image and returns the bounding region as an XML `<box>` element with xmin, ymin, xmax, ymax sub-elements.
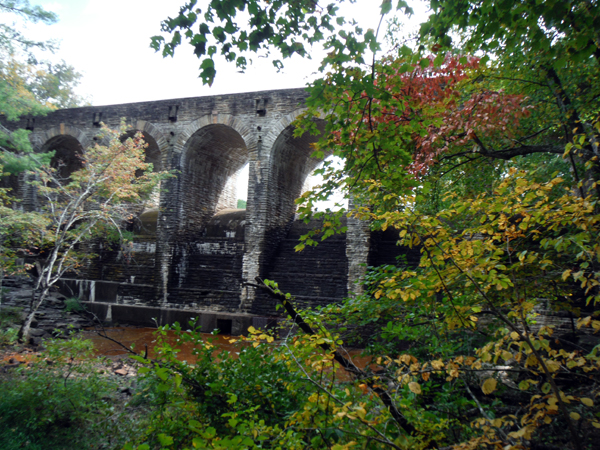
<box><xmin>82</xmin><ymin>327</ymin><xmax>241</xmax><ymax>361</ymax></box>
<box><xmin>82</xmin><ymin>327</ymin><xmax>374</xmax><ymax>378</ymax></box>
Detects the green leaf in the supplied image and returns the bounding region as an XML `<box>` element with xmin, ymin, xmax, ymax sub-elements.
<box><xmin>157</xmin><ymin>434</ymin><xmax>174</xmax><ymax>446</ymax></box>
<box><xmin>381</xmin><ymin>0</ymin><xmax>392</xmax><ymax>15</ymax></box>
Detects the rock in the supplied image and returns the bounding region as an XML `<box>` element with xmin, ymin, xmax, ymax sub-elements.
<box><xmin>1</xmin><ymin>275</ymin><xmax>97</xmax><ymax>332</ymax></box>
<box><xmin>119</xmin><ymin>387</ymin><xmax>133</xmax><ymax>396</ymax></box>
<box><xmin>29</xmin><ymin>336</ymin><xmax>43</xmax><ymax>346</ymax></box>
<box><xmin>28</xmin><ymin>328</ymin><xmax>46</xmax><ymax>337</ymax></box>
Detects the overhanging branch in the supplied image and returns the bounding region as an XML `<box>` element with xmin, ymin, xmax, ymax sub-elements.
<box><xmin>248</xmin><ymin>276</ymin><xmax>417</xmax><ymax>436</ymax></box>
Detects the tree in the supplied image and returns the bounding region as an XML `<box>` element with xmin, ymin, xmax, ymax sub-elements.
<box><xmin>0</xmin><ymin>0</ymin><xmax>58</xmax><ymax>53</ymax></box>
<box><xmin>0</xmin><ymin>1</ymin><xmax>88</xmax><ymax>305</ymax></box>
<box><xmin>146</xmin><ymin>1</ymin><xmax>600</xmax><ymax>448</ymax></box>
<box><xmin>16</xmin><ymin>123</ymin><xmax>168</xmax><ymax>341</ymax></box>
<box><xmin>0</xmin><ymin>0</ymin><xmax>86</xmax><ymax>168</ymax></box>
<box><xmin>0</xmin><ymin>168</ymin><xmax>46</xmax><ymax>306</ymax></box>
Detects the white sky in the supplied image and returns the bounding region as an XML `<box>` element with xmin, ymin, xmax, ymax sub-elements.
<box><xmin>31</xmin><ymin>0</ymin><xmax>428</xmax><ymax>106</ymax></box>
<box><xmin>27</xmin><ymin>0</ymin><xmax>429</xmax><ymax>205</ymax></box>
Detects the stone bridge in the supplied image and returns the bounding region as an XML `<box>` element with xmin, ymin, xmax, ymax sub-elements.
<box><xmin>4</xmin><ymin>88</ymin><xmax>414</xmax><ymax>334</ymax></box>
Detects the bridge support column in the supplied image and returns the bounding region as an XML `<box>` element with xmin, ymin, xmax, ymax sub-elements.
<box><xmin>240</xmin><ymin>136</ymin><xmax>272</xmax><ymax>313</ymax></box>
<box><xmin>346</xmin><ymin>202</ymin><xmax>371</xmax><ymax>297</ymax></box>
<box><xmin>154</xmin><ymin>140</ymin><xmax>181</xmax><ymax>306</ymax></box>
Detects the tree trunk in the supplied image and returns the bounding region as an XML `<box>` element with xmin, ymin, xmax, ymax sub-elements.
<box><xmin>18</xmin><ymin>286</ymin><xmax>49</xmax><ymax>342</ymax></box>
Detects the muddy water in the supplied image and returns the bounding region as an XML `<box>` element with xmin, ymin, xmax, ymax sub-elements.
<box><xmin>82</xmin><ymin>327</ymin><xmax>374</xmax><ymax>376</ymax></box>
<box><xmin>82</xmin><ymin>327</ymin><xmax>241</xmax><ymax>361</ymax></box>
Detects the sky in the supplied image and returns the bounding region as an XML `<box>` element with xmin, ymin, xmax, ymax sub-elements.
<box><xmin>19</xmin><ymin>1</ymin><xmax>373</xmax><ymax>105</ymax></box>
<box><xmin>29</xmin><ymin>0</ymin><xmax>429</xmax><ymax>106</ymax></box>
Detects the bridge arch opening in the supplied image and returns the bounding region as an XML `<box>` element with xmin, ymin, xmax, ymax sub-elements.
<box><xmin>302</xmin><ymin>155</ymin><xmax>348</xmax><ymax>211</ymax></box>
<box><xmin>120</xmin><ymin>131</ymin><xmax>164</xmax><ymax>236</ymax></box>
<box><xmin>42</xmin><ymin>135</ymin><xmax>84</xmax><ymax>181</ymax></box>
<box><xmin>268</xmin><ymin>120</ymin><xmax>327</xmax><ymax>228</ymax></box>
<box><xmin>180</xmin><ymin>124</ymin><xmax>249</xmax><ymax>236</ymax></box>
<box><xmin>120</xmin><ymin>130</ymin><xmax>163</xmax><ymax>175</ymax></box>
<box><xmin>235</xmin><ymin>162</ymin><xmax>248</xmax><ymax>209</ymax></box>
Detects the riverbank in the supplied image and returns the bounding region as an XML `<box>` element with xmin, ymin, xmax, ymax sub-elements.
<box><xmin>0</xmin><ymin>330</ymin><xmax>150</xmax><ymax>450</ymax></box>
<box><xmin>1</xmin><ymin>276</ymin><xmax>96</xmax><ymax>346</ymax></box>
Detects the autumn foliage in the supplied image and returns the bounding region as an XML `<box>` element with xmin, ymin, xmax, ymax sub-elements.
<box><xmin>16</xmin><ymin>122</ymin><xmax>168</xmax><ymax>341</ymax></box>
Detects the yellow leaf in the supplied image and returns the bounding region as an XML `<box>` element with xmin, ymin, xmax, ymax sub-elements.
<box><xmin>399</xmin><ymin>354</ymin><xmax>412</xmax><ymax>365</ymax></box>
<box><xmin>581</xmin><ymin>398</ymin><xmax>594</xmax><ymax>407</ymax></box>
<box><xmin>592</xmin><ymin>421</ymin><xmax>600</xmax><ymax>429</ymax></box>
<box><xmin>570</xmin><ymin>412</ymin><xmax>581</xmax><ymax>421</ymax></box>
<box><xmin>545</xmin><ymin>360</ymin><xmax>561</xmax><ymax>372</ymax></box>
<box><xmin>509</xmin><ymin>427</ymin><xmax>527</xmax><ymax>438</ymax></box>
<box><xmin>577</xmin><ymin>316</ymin><xmax>591</xmax><ymax>329</ymax></box>
<box><xmin>408</xmin><ymin>382</ymin><xmax>422</xmax><ymax>394</ymax></box>
<box><xmin>510</xmin><ymin>331</ymin><xmax>520</xmax><ymax>340</ymax></box>
<box><xmin>482</xmin><ymin>378</ymin><xmax>497</xmax><ymax>395</ymax></box>
<box><xmin>525</xmin><ymin>354</ymin><xmax>538</xmax><ymax>367</ymax></box>
<box><xmin>431</xmin><ymin>360</ymin><xmax>444</xmax><ymax>370</ymax></box>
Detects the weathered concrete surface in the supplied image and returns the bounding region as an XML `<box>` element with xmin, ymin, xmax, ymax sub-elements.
<box><xmin>2</xmin><ymin>88</ymin><xmax>411</xmax><ymax>331</ymax></box>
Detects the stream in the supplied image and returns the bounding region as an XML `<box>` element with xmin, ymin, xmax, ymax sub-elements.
<box><xmin>82</xmin><ymin>327</ymin><xmax>374</xmax><ymax>378</ymax></box>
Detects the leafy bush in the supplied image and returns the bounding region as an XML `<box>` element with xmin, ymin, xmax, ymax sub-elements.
<box><xmin>0</xmin><ymin>334</ymin><xmax>146</xmax><ymax>450</ymax></box>
<box><xmin>0</xmin><ymin>326</ymin><xmax>18</xmax><ymax>345</ymax></box>
<box><xmin>127</xmin><ymin>321</ymin><xmax>315</xmax><ymax>449</ymax></box>
<box><xmin>64</xmin><ymin>297</ymin><xmax>84</xmax><ymax>312</ymax></box>
<box><xmin>0</xmin><ymin>306</ymin><xmax>22</xmax><ymax>346</ymax></box>
<box><xmin>0</xmin><ymin>305</ymin><xmax>21</xmax><ymax>326</ymax></box>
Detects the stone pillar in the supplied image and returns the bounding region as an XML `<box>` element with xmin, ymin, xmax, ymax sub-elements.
<box><xmin>345</xmin><ymin>201</ymin><xmax>371</xmax><ymax>297</ymax></box>
<box><xmin>240</xmin><ymin>134</ymin><xmax>269</xmax><ymax>312</ymax></box>
<box><xmin>154</xmin><ymin>131</ymin><xmax>181</xmax><ymax>305</ymax></box>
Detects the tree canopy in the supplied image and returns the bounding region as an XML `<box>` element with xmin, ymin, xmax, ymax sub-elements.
<box><xmin>0</xmin><ymin>0</ymin><xmax>86</xmax><ymax>172</ymax></box>
<box><xmin>127</xmin><ymin>1</ymin><xmax>600</xmax><ymax>448</ymax></box>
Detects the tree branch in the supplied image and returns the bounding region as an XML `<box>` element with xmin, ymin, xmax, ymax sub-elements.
<box><xmin>248</xmin><ymin>277</ymin><xmax>418</xmax><ymax>436</ymax></box>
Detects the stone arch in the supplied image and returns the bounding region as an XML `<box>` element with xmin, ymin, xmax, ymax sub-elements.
<box><xmin>179</xmin><ymin>122</ymin><xmax>249</xmax><ymax>236</ymax></box>
<box><xmin>120</xmin><ymin>129</ymin><xmax>163</xmax><ymax>174</ymax></box>
<box><xmin>120</xmin><ymin>121</ymin><xmax>170</xmax><ymax>236</ymax></box>
<box><xmin>173</xmin><ymin>114</ymin><xmax>255</xmax><ymax>156</ymax></box>
<box><xmin>267</xmin><ymin>113</ymin><xmax>327</xmax><ymax>230</ymax></box>
<box><xmin>130</xmin><ymin>120</ymin><xmax>169</xmax><ymax>173</ymax></box>
<box><xmin>41</xmin><ymin>133</ymin><xmax>86</xmax><ymax>181</ymax></box>
<box><xmin>31</xmin><ymin>125</ymin><xmax>90</xmax><ymax>153</ymax></box>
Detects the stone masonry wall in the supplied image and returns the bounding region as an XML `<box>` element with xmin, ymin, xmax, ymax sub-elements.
<box><xmin>0</xmin><ymin>89</ymin><xmax>409</xmax><ymax>328</ymax></box>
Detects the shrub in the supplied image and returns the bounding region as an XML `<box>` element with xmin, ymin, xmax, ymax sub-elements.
<box><xmin>64</xmin><ymin>297</ymin><xmax>84</xmax><ymax>313</ymax></box>
<box><xmin>0</xmin><ymin>334</ymin><xmax>147</xmax><ymax>450</ymax></box>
